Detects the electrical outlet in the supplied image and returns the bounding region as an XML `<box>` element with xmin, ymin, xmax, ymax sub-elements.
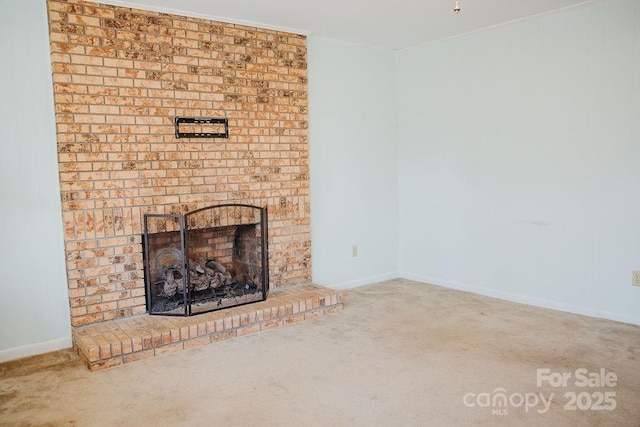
<box><xmin>352</xmin><ymin>244</ymin><xmax>358</xmax><ymax>257</ymax></box>
<box><xmin>633</xmin><ymin>271</ymin><xmax>640</xmax><ymax>287</ymax></box>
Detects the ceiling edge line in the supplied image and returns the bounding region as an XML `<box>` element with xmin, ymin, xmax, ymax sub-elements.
<box><xmin>308</xmin><ymin>35</ymin><xmax>396</xmax><ymax>52</ymax></box>
<box><xmin>397</xmin><ymin>0</ymin><xmax>601</xmax><ymax>52</ymax></box>
<box><xmin>93</xmin><ymin>0</ymin><xmax>312</xmax><ymax>36</ymax></box>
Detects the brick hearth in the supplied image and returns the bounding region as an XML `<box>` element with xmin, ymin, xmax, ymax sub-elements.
<box><xmin>74</xmin><ymin>284</ymin><xmax>342</xmax><ymax>371</ymax></box>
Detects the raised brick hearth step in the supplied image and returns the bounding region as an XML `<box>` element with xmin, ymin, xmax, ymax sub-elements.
<box><xmin>73</xmin><ymin>284</ymin><xmax>342</xmax><ymax>371</ymax></box>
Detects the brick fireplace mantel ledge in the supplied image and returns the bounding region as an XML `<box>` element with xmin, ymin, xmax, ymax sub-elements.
<box><xmin>73</xmin><ymin>284</ymin><xmax>342</xmax><ymax>371</ymax></box>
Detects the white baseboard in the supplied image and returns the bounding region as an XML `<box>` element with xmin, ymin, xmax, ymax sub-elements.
<box><xmin>400</xmin><ymin>272</ymin><xmax>640</xmax><ymax>326</ymax></box>
<box><xmin>0</xmin><ymin>336</ymin><xmax>73</xmax><ymax>363</ymax></box>
<box><xmin>322</xmin><ymin>271</ymin><xmax>400</xmax><ymax>290</ymax></box>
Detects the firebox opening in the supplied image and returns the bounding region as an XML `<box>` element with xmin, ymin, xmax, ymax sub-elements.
<box><xmin>143</xmin><ymin>204</ymin><xmax>268</xmax><ymax>316</ymax></box>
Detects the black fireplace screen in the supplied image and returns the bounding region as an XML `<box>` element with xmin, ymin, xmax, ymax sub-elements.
<box><xmin>143</xmin><ymin>204</ymin><xmax>269</xmax><ymax>316</ymax></box>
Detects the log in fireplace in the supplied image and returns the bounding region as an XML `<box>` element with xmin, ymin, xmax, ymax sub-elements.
<box><xmin>143</xmin><ymin>204</ymin><xmax>269</xmax><ymax>316</ymax></box>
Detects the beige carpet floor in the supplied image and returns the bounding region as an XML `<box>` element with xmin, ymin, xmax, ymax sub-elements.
<box><xmin>1</xmin><ymin>279</ymin><xmax>639</xmax><ymax>426</ymax></box>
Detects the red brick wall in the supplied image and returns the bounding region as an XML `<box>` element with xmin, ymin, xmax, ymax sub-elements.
<box><xmin>47</xmin><ymin>0</ymin><xmax>311</xmax><ymax>327</ymax></box>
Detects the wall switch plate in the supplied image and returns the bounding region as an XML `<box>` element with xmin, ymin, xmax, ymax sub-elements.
<box><xmin>352</xmin><ymin>245</ymin><xmax>358</xmax><ymax>257</ymax></box>
<box><xmin>633</xmin><ymin>271</ymin><xmax>640</xmax><ymax>287</ymax></box>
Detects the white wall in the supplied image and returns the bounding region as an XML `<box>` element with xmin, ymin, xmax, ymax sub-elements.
<box><xmin>308</xmin><ymin>37</ymin><xmax>399</xmax><ymax>288</ymax></box>
<box><xmin>0</xmin><ymin>0</ymin><xmax>72</xmax><ymax>360</ymax></box>
<box><xmin>397</xmin><ymin>0</ymin><xmax>640</xmax><ymax>324</ymax></box>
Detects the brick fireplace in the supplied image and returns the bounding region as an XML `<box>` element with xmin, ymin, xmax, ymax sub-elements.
<box><xmin>47</xmin><ymin>0</ymin><xmax>341</xmax><ymax>369</ymax></box>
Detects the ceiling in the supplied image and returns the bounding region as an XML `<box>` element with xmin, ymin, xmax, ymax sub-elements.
<box><xmin>102</xmin><ymin>0</ymin><xmax>596</xmax><ymax>50</ymax></box>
